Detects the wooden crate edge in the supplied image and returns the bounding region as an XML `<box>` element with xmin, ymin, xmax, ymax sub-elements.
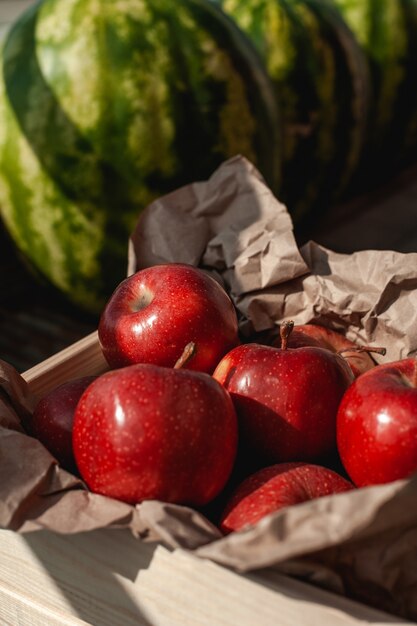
<box><xmin>22</xmin><ymin>331</ymin><xmax>108</xmax><ymax>399</ymax></box>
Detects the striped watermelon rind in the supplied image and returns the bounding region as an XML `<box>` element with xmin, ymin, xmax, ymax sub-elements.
<box><xmin>214</xmin><ymin>0</ymin><xmax>369</xmax><ymax>224</ymax></box>
<box><xmin>215</xmin><ymin>0</ymin><xmax>370</xmax><ymax>226</ymax></box>
<box><xmin>384</xmin><ymin>0</ymin><xmax>417</xmax><ymax>168</ymax></box>
<box><xmin>289</xmin><ymin>0</ymin><xmax>370</xmax><ymax>220</ymax></box>
<box><xmin>0</xmin><ymin>0</ymin><xmax>280</xmax><ymax>313</ymax></box>
<box><xmin>330</xmin><ymin>0</ymin><xmax>417</xmax><ymax>185</ymax></box>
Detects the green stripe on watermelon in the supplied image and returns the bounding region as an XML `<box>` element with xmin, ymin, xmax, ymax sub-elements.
<box><xmin>330</xmin><ymin>0</ymin><xmax>411</xmax><ymax>187</ymax></box>
<box><xmin>215</xmin><ymin>0</ymin><xmax>370</xmax><ymax>228</ymax></box>
<box><xmin>0</xmin><ymin>0</ymin><xmax>280</xmax><ymax>313</ymax></box>
<box><xmin>383</xmin><ymin>0</ymin><xmax>417</xmax><ymax>170</ymax></box>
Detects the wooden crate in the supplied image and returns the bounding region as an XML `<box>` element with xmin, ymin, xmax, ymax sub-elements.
<box><xmin>0</xmin><ymin>334</ymin><xmax>412</xmax><ymax>625</ymax></box>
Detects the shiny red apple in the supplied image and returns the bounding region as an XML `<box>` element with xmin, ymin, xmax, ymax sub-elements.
<box><xmin>337</xmin><ymin>358</ymin><xmax>417</xmax><ymax>487</ymax></box>
<box><xmin>213</xmin><ymin>321</ymin><xmax>354</xmax><ymax>463</ymax></box>
<box><xmin>30</xmin><ymin>376</ymin><xmax>96</xmax><ymax>473</ymax></box>
<box><xmin>220</xmin><ymin>462</ymin><xmax>354</xmax><ymax>533</ymax></box>
<box><xmin>98</xmin><ymin>263</ymin><xmax>239</xmax><ymax>373</ymax></box>
<box><xmin>273</xmin><ymin>323</ymin><xmax>385</xmax><ymax>378</ymax></box>
<box><xmin>72</xmin><ymin>363</ymin><xmax>238</xmax><ymax>506</ymax></box>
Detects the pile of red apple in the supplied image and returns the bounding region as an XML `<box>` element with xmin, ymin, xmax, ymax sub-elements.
<box><xmin>29</xmin><ymin>264</ymin><xmax>417</xmax><ymax>534</ymax></box>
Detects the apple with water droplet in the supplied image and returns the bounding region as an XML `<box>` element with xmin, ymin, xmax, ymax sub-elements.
<box><xmin>213</xmin><ymin>321</ymin><xmax>354</xmax><ymax>463</ymax></box>
<box><xmin>98</xmin><ymin>263</ymin><xmax>239</xmax><ymax>373</ymax></box>
<box><xmin>220</xmin><ymin>462</ymin><xmax>354</xmax><ymax>533</ymax></box>
<box><xmin>72</xmin><ymin>363</ymin><xmax>238</xmax><ymax>505</ymax></box>
<box><xmin>337</xmin><ymin>358</ymin><xmax>417</xmax><ymax>487</ymax></box>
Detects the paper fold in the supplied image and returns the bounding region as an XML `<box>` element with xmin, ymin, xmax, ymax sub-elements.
<box><xmin>2</xmin><ymin>155</ymin><xmax>417</xmax><ymax>620</ymax></box>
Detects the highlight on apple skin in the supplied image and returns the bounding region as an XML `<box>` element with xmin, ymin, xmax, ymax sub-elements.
<box><xmin>72</xmin><ymin>362</ymin><xmax>239</xmax><ymax>507</ymax></box>
<box><xmin>337</xmin><ymin>357</ymin><xmax>417</xmax><ymax>487</ymax></box>
<box><xmin>98</xmin><ymin>263</ymin><xmax>240</xmax><ymax>373</ymax></box>
<box><xmin>213</xmin><ymin>325</ymin><xmax>354</xmax><ymax>464</ymax></box>
<box><xmin>220</xmin><ymin>462</ymin><xmax>354</xmax><ymax>534</ymax></box>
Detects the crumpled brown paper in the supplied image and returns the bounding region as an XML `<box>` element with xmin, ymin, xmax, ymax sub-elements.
<box><xmin>130</xmin><ymin>155</ymin><xmax>417</xmax><ymax>362</ymax></box>
<box><xmin>1</xmin><ymin>155</ymin><xmax>417</xmax><ymax>621</ymax></box>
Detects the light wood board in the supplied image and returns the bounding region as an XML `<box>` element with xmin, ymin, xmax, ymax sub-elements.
<box><xmin>0</xmin><ymin>528</ymin><xmax>412</xmax><ymax>626</ymax></box>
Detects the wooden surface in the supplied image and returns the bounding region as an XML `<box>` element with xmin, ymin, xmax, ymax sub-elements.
<box><xmin>306</xmin><ymin>163</ymin><xmax>417</xmax><ymax>255</ymax></box>
<box><xmin>23</xmin><ymin>331</ymin><xmax>108</xmax><ymax>400</ymax></box>
<box><xmin>0</xmin><ymin>227</ymin><xmax>98</xmax><ymax>372</ymax></box>
<box><xmin>0</xmin><ymin>529</ymin><xmax>412</xmax><ymax>626</ymax></box>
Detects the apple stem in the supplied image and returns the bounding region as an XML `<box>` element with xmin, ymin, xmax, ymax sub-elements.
<box><xmin>338</xmin><ymin>346</ymin><xmax>387</xmax><ymax>357</ymax></box>
<box><xmin>174</xmin><ymin>342</ymin><xmax>197</xmax><ymax>369</ymax></box>
<box><xmin>279</xmin><ymin>320</ymin><xmax>294</xmax><ymax>351</ymax></box>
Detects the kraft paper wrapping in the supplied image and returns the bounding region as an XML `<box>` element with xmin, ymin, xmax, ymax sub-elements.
<box><xmin>1</xmin><ymin>155</ymin><xmax>417</xmax><ymax>620</ymax></box>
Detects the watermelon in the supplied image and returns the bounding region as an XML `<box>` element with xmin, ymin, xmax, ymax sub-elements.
<box><xmin>214</xmin><ymin>0</ymin><xmax>370</xmax><ymax>227</ymax></box>
<box><xmin>400</xmin><ymin>0</ymin><xmax>417</xmax><ymax>165</ymax></box>
<box><xmin>330</xmin><ymin>0</ymin><xmax>417</xmax><ymax>185</ymax></box>
<box><xmin>0</xmin><ymin>0</ymin><xmax>280</xmax><ymax>313</ymax></box>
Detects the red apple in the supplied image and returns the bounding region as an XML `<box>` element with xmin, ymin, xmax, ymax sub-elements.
<box><xmin>220</xmin><ymin>462</ymin><xmax>354</xmax><ymax>533</ymax></box>
<box><xmin>72</xmin><ymin>364</ymin><xmax>238</xmax><ymax>506</ymax></box>
<box><xmin>213</xmin><ymin>322</ymin><xmax>354</xmax><ymax>463</ymax></box>
<box><xmin>30</xmin><ymin>376</ymin><xmax>96</xmax><ymax>473</ymax></box>
<box><xmin>273</xmin><ymin>323</ymin><xmax>385</xmax><ymax>378</ymax></box>
<box><xmin>98</xmin><ymin>263</ymin><xmax>239</xmax><ymax>373</ymax></box>
<box><xmin>337</xmin><ymin>358</ymin><xmax>417</xmax><ymax>487</ymax></box>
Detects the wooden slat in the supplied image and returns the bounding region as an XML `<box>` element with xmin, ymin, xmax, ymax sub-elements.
<box><xmin>22</xmin><ymin>331</ymin><xmax>108</xmax><ymax>399</ymax></box>
<box><xmin>0</xmin><ymin>529</ymin><xmax>411</xmax><ymax>626</ymax></box>
<box><xmin>0</xmin><ymin>529</ymin><xmax>155</xmax><ymax>626</ymax></box>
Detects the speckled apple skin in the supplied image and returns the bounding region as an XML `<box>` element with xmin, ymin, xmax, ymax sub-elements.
<box><xmin>273</xmin><ymin>324</ymin><xmax>375</xmax><ymax>378</ymax></box>
<box><xmin>98</xmin><ymin>264</ymin><xmax>239</xmax><ymax>372</ymax></box>
<box><xmin>72</xmin><ymin>364</ymin><xmax>238</xmax><ymax>506</ymax></box>
<box><xmin>220</xmin><ymin>462</ymin><xmax>354</xmax><ymax>533</ymax></box>
<box><xmin>213</xmin><ymin>343</ymin><xmax>354</xmax><ymax>463</ymax></box>
<box><xmin>337</xmin><ymin>358</ymin><xmax>417</xmax><ymax>487</ymax></box>
<box><xmin>30</xmin><ymin>376</ymin><xmax>96</xmax><ymax>473</ymax></box>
